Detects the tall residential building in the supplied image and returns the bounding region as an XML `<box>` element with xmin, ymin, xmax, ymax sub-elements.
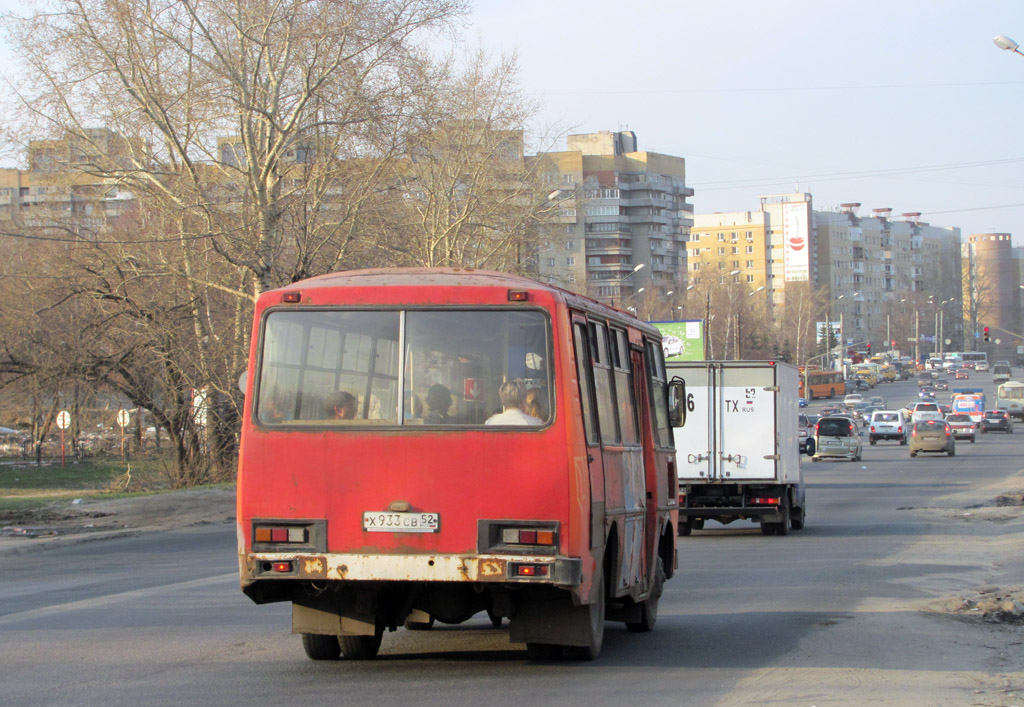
<box><xmin>535</xmin><ymin>131</ymin><xmax>694</xmax><ymax>306</ymax></box>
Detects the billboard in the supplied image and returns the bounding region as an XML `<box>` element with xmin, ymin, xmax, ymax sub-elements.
<box><xmin>782</xmin><ymin>201</ymin><xmax>810</xmax><ymax>282</ymax></box>
<box><xmin>652</xmin><ymin>319</ymin><xmax>705</xmax><ymax>361</ymax></box>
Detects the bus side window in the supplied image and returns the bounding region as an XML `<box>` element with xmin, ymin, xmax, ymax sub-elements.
<box><xmin>573</xmin><ymin>322</ymin><xmax>599</xmax><ymax>445</ymax></box>
<box><xmin>645</xmin><ymin>339</ymin><xmax>670</xmax><ymax>447</ymax></box>
<box><xmin>589</xmin><ymin>321</ymin><xmax>620</xmax><ymax>445</ymax></box>
<box><xmin>611</xmin><ymin>329</ymin><xmax>638</xmax><ymax>445</ymax></box>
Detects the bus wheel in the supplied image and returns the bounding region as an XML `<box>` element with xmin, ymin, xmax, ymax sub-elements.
<box><xmin>340</xmin><ymin>627</ymin><xmax>383</xmax><ymax>660</ymax></box>
<box><xmin>626</xmin><ymin>556</ymin><xmax>665</xmax><ymax>633</ymax></box>
<box><xmin>566</xmin><ymin>563</ymin><xmax>606</xmax><ymax>660</ymax></box>
<box><xmin>301</xmin><ymin>633</ymin><xmax>341</xmax><ymax>661</ymax></box>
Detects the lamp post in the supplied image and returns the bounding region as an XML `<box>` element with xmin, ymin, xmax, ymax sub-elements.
<box><xmin>994</xmin><ymin>35</ymin><xmax>1024</xmax><ymax>58</ymax></box>
<box><xmin>610</xmin><ymin>263</ymin><xmax>646</xmax><ymax>308</ymax></box>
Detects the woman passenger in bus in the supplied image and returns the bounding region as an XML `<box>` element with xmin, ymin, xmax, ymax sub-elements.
<box><xmin>325</xmin><ymin>391</ymin><xmax>358</xmax><ymax>420</ymax></box>
<box><xmin>425</xmin><ymin>384</ymin><xmax>453</xmax><ymax>424</ymax></box>
<box><xmin>523</xmin><ymin>387</ymin><xmax>548</xmax><ymax>423</ymax></box>
<box><xmin>486</xmin><ymin>381</ymin><xmax>543</xmax><ymax>426</ymax></box>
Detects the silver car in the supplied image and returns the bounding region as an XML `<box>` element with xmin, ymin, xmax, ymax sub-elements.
<box><xmin>812</xmin><ymin>416</ymin><xmax>863</xmax><ymax>462</ymax></box>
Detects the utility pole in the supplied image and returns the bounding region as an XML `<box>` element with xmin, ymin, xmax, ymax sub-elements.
<box><xmin>915</xmin><ymin>311</ymin><xmax>920</xmax><ymax>365</ymax></box>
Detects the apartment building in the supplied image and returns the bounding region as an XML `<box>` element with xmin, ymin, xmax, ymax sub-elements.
<box><xmin>535</xmin><ymin>131</ymin><xmax>694</xmax><ymax>306</ymax></box>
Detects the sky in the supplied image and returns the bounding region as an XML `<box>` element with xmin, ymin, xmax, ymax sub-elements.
<box><xmin>466</xmin><ymin>0</ymin><xmax>1024</xmax><ymax>245</ymax></box>
<box><xmin>2</xmin><ymin>1</ymin><xmax>1023</xmax><ymax>244</ymax></box>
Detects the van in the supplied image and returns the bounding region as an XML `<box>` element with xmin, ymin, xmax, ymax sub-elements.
<box><xmin>812</xmin><ymin>416</ymin><xmax>863</xmax><ymax>462</ymax></box>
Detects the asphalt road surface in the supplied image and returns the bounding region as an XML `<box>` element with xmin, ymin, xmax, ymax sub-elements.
<box><xmin>2</xmin><ymin>376</ymin><xmax>1023</xmax><ymax>706</ymax></box>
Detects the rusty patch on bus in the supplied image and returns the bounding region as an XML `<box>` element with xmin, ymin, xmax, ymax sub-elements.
<box><xmin>479</xmin><ymin>559</ymin><xmax>506</xmax><ymax>578</ymax></box>
<box><xmin>302</xmin><ymin>556</ymin><xmax>326</xmax><ymax>576</ymax></box>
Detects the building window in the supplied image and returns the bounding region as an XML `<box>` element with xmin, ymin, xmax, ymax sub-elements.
<box><xmin>718</xmin><ymin>233</ymin><xmax>726</xmax><ymax>242</ymax></box>
<box><xmin>692</xmin><ymin>262</ymin><xmax>701</xmax><ymax>271</ymax></box>
<box><xmin>718</xmin><ymin>247</ymin><xmax>725</xmax><ymax>255</ymax></box>
<box><xmin>546</xmin><ymin>258</ymin><xmax>555</xmax><ymax>267</ymax></box>
<box><xmin>746</xmin><ymin>275</ymin><xmax>755</xmax><ymax>283</ymax></box>
<box><xmin>746</xmin><ymin>245</ymin><xmax>754</xmax><ymax>253</ymax></box>
<box><xmin>746</xmin><ymin>260</ymin><xmax>754</xmax><ymax>267</ymax></box>
<box><xmin>731</xmin><ymin>246</ymin><xmax>738</xmax><ymax>254</ymax></box>
<box><xmin>566</xmin><ymin>240</ymin><xmax>575</xmax><ymax>250</ymax></box>
<box><xmin>566</xmin><ymin>257</ymin><xmax>575</xmax><ymax>266</ymax></box>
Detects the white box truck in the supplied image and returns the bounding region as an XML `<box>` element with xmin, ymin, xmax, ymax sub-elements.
<box><xmin>668</xmin><ymin>360</ymin><xmax>806</xmax><ymax>536</ymax></box>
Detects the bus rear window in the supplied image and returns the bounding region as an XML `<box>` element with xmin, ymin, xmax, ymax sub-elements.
<box><xmin>256</xmin><ymin>309</ymin><xmax>552</xmax><ymax>428</ymax></box>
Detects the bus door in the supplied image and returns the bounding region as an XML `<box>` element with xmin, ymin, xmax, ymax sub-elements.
<box><xmin>571</xmin><ymin>316</ymin><xmax>605</xmax><ymax>552</ymax></box>
<box><xmin>630</xmin><ymin>341</ymin><xmax>657</xmax><ymax>591</ymax></box>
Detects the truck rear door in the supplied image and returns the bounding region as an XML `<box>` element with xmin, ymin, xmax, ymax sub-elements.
<box><xmin>718</xmin><ymin>364</ymin><xmax>779</xmax><ymax>481</ymax></box>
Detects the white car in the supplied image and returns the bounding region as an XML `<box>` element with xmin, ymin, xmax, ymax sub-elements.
<box><xmin>911</xmin><ymin>402</ymin><xmax>944</xmax><ymax>424</ymax></box>
<box><xmin>662</xmin><ymin>335</ymin><xmax>684</xmax><ymax>358</ymax></box>
<box><xmin>974</xmin><ymin>361</ymin><xmax>990</xmax><ymax>372</ymax></box>
<box><xmin>843</xmin><ymin>393</ymin><xmax>864</xmax><ymax>408</ymax></box>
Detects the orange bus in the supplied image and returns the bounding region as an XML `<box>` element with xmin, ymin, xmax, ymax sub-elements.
<box><xmin>800</xmin><ymin>369</ymin><xmax>846</xmax><ymax>400</ymax></box>
<box><xmin>237</xmin><ymin>269</ymin><xmax>684</xmax><ymax>661</ymax></box>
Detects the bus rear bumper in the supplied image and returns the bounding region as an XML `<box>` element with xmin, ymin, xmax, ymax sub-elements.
<box><xmin>241</xmin><ymin>552</ymin><xmax>581</xmax><ymax>588</ymax></box>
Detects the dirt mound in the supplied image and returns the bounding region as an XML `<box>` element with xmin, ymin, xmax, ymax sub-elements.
<box><xmin>931</xmin><ymin>586</ymin><xmax>1024</xmax><ymax>625</ymax></box>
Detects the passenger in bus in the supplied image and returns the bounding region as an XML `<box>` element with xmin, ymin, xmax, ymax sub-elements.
<box><xmin>486</xmin><ymin>381</ymin><xmax>543</xmax><ymax>426</ymax></box>
<box><xmin>523</xmin><ymin>387</ymin><xmax>548</xmax><ymax>422</ymax></box>
<box><xmin>325</xmin><ymin>391</ymin><xmax>358</xmax><ymax>420</ymax></box>
<box><xmin>425</xmin><ymin>384</ymin><xmax>453</xmax><ymax>424</ymax></box>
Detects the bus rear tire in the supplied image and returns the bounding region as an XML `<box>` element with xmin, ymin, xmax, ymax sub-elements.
<box><xmin>626</xmin><ymin>556</ymin><xmax>665</xmax><ymax>633</ymax></box>
<box><xmin>340</xmin><ymin>628</ymin><xmax>383</xmax><ymax>660</ymax></box>
<box><xmin>566</xmin><ymin>563</ymin><xmax>606</xmax><ymax>660</ymax></box>
<box><xmin>301</xmin><ymin>633</ymin><xmax>341</xmax><ymax>661</ymax></box>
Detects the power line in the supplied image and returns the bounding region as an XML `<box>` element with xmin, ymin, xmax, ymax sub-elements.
<box><xmin>544</xmin><ymin>81</ymin><xmax>1024</xmax><ymax>97</ymax></box>
<box><xmin>0</xmin><ymin>231</ymin><xmax>215</xmax><ymax>244</ymax></box>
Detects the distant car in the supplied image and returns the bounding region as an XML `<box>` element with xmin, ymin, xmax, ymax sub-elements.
<box><xmin>917</xmin><ymin>375</ymin><xmax>933</xmax><ymax>388</ymax></box>
<box><xmin>662</xmin><ymin>335</ymin><xmax>684</xmax><ymax>358</ymax></box>
<box><xmin>869</xmin><ymin>396</ymin><xmax>886</xmax><ymax>407</ymax></box>
<box><xmin>844</xmin><ymin>393</ymin><xmax>864</xmax><ymax>408</ymax></box>
<box><xmin>944</xmin><ymin>413</ymin><xmax>976</xmax><ymax>442</ymax></box>
<box><xmin>851</xmin><ymin>378</ymin><xmax>871</xmax><ymax>392</ymax></box>
<box><xmin>911</xmin><ymin>402</ymin><xmax>944</xmax><ymax>424</ymax></box>
<box><xmin>798</xmin><ymin>397</ymin><xmax>808</xmax><ymax>408</ymax></box>
<box><xmin>820</xmin><ymin>406</ymin><xmax>844</xmax><ymax>417</ymax></box>
<box><xmin>909</xmin><ymin>419</ymin><xmax>955</xmax><ymax>457</ymax></box>
<box><xmin>798</xmin><ymin>413</ymin><xmax>814</xmax><ymax>454</ymax></box>
<box><xmin>918</xmin><ymin>386</ymin><xmax>937</xmax><ymax>399</ymax></box>
<box><xmin>933</xmin><ymin>379</ymin><xmax>949</xmax><ymax>391</ymax></box>
<box><xmin>980</xmin><ymin>410</ymin><xmax>1014</xmax><ymax>434</ymax></box>
<box><xmin>869</xmin><ymin>410</ymin><xmax>908</xmax><ymax>445</ymax></box>
<box><xmin>974</xmin><ymin>361</ymin><xmax>990</xmax><ymax>372</ymax></box>
<box><xmin>939</xmin><ymin>404</ymin><xmax>951</xmax><ymax>416</ymax></box>
<box><xmin>955</xmin><ymin>369</ymin><xmax>970</xmax><ymax>380</ymax></box>
<box><xmin>812</xmin><ymin>415</ymin><xmax>863</xmax><ymax>462</ymax></box>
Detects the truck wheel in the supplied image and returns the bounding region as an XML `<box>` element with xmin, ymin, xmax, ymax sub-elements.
<box><xmin>678</xmin><ymin>519</ymin><xmax>693</xmax><ymax>536</ymax></box>
<box><xmin>692</xmin><ymin>519</ymin><xmax>705</xmax><ymax>531</ymax></box>
<box><xmin>760</xmin><ymin>522</ymin><xmax>776</xmax><ymax>536</ymax></box>
<box><xmin>774</xmin><ymin>497</ymin><xmax>790</xmax><ymax>536</ymax></box>
<box><xmin>870</xmin><ymin>438</ymin><xmax>877</xmax><ymax>446</ymax></box>
<box><xmin>626</xmin><ymin>556</ymin><xmax>665</xmax><ymax>633</ymax></box>
<box><xmin>340</xmin><ymin>627</ymin><xmax>383</xmax><ymax>660</ymax></box>
<box><xmin>301</xmin><ymin>633</ymin><xmax>341</xmax><ymax>661</ymax></box>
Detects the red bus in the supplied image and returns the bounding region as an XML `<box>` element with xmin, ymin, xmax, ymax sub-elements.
<box><xmin>237</xmin><ymin>269</ymin><xmax>684</xmax><ymax>660</ymax></box>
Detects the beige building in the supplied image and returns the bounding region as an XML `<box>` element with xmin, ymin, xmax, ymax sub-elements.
<box><xmin>535</xmin><ymin>131</ymin><xmax>694</xmax><ymax>306</ymax></box>
<box><xmin>963</xmin><ymin>233</ymin><xmax>1022</xmax><ymax>364</ymax></box>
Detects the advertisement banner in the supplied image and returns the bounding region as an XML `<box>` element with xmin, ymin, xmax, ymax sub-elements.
<box><xmin>652</xmin><ymin>320</ymin><xmax>705</xmax><ymax>361</ymax></box>
<box><xmin>782</xmin><ymin>201</ymin><xmax>810</xmax><ymax>282</ymax></box>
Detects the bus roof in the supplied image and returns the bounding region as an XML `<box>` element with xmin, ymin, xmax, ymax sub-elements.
<box><xmin>263</xmin><ymin>267</ymin><xmax>662</xmax><ymax>336</ymax></box>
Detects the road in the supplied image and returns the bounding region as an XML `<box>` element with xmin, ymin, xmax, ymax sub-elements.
<box><xmin>2</xmin><ymin>375</ymin><xmax>1023</xmax><ymax>706</ymax></box>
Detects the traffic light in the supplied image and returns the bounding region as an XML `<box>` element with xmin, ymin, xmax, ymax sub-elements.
<box><xmin>890</xmin><ymin>340</ymin><xmax>896</xmax><ymax>348</ymax></box>
<box><xmin>867</xmin><ymin>343</ymin><xmax>872</xmax><ymax>353</ymax></box>
<box><xmin>984</xmin><ymin>326</ymin><xmax>991</xmax><ymax>342</ymax></box>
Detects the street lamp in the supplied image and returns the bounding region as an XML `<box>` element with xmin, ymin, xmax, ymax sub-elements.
<box><xmin>994</xmin><ymin>35</ymin><xmax>1024</xmax><ymax>58</ymax></box>
<box><xmin>609</xmin><ymin>263</ymin><xmax>646</xmax><ymax>307</ymax></box>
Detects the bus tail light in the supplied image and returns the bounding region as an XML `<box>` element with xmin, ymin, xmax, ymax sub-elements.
<box><xmin>251</xmin><ymin>519</ymin><xmax>326</xmax><ymax>551</ymax></box>
<box><xmin>508</xmin><ymin>290</ymin><xmax>529</xmax><ymax>302</ymax></box>
<box><xmin>480</xmin><ymin>521</ymin><xmax>559</xmax><ymax>554</ymax></box>
<box><xmin>255</xmin><ymin>526</ymin><xmax>307</xmax><ymax>544</ymax></box>
<box><xmin>511</xmin><ymin>563</ymin><xmax>550</xmax><ymax>577</ymax></box>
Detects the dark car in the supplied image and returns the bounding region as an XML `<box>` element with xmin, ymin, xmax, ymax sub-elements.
<box><xmin>933</xmin><ymin>379</ymin><xmax>949</xmax><ymax>391</ymax></box>
<box><xmin>851</xmin><ymin>378</ymin><xmax>871</xmax><ymax>392</ymax></box>
<box><xmin>980</xmin><ymin>410</ymin><xmax>1014</xmax><ymax>434</ymax></box>
<box><xmin>919</xmin><ymin>386</ymin><xmax>937</xmax><ymax>399</ymax></box>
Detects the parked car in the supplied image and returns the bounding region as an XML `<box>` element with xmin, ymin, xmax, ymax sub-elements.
<box><xmin>661</xmin><ymin>335</ymin><xmax>684</xmax><ymax>358</ymax></box>
<box><xmin>869</xmin><ymin>410</ymin><xmax>908</xmax><ymax>445</ymax></box>
<box><xmin>911</xmin><ymin>402</ymin><xmax>944</xmax><ymax>424</ymax></box>
<box><xmin>944</xmin><ymin>413</ymin><xmax>977</xmax><ymax>442</ymax></box>
<box><xmin>933</xmin><ymin>379</ymin><xmax>949</xmax><ymax>391</ymax></box>
<box><xmin>980</xmin><ymin>410</ymin><xmax>1014</xmax><ymax>434</ymax></box>
<box><xmin>909</xmin><ymin>419</ymin><xmax>955</xmax><ymax>457</ymax></box>
<box><xmin>812</xmin><ymin>415</ymin><xmax>863</xmax><ymax>462</ymax></box>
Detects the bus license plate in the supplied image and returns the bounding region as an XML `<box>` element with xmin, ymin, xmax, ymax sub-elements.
<box><xmin>362</xmin><ymin>512</ymin><xmax>439</xmax><ymax>533</ymax></box>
